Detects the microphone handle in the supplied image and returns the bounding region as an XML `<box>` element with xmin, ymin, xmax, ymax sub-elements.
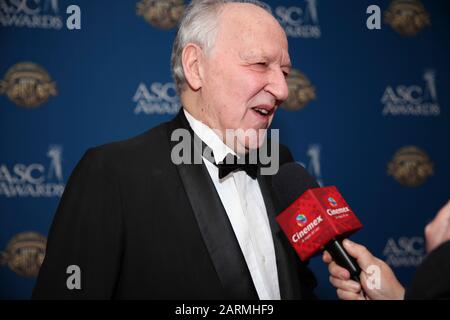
<box><xmin>324</xmin><ymin>238</ymin><xmax>361</xmax><ymax>283</ymax></box>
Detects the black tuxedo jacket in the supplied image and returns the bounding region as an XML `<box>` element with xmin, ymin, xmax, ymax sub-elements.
<box><xmin>32</xmin><ymin>110</ymin><xmax>317</xmax><ymax>299</ymax></box>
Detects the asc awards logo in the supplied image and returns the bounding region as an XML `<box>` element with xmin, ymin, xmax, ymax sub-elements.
<box><xmin>136</xmin><ymin>0</ymin><xmax>184</xmax><ymax>29</ymax></box>
<box><xmin>0</xmin><ymin>0</ymin><xmax>63</xmax><ymax>29</ymax></box>
<box><xmin>0</xmin><ymin>231</ymin><xmax>46</xmax><ymax>277</ymax></box>
<box><xmin>387</xmin><ymin>146</ymin><xmax>433</xmax><ymax>187</ymax></box>
<box><xmin>0</xmin><ymin>145</ymin><xmax>65</xmax><ymax>197</ymax></box>
<box><xmin>275</xmin><ymin>0</ymin><xmax>321</xmax><ymax>38</ymax></box>
<box><xmin>133</xmin><ymin>82</ymin><xmax>181</xmax><ymax>115</ymax></box>
<box><xmin>0</xmin><ymin>62</ymin><xmax>57</xmax><ymax>108</ymax></box>
<box><xmin>296</xmin><ymin>214</ymin><xmax>307</xmax><ymax>227</ymax></box>
<box><xmin>383</xmin><ymin>236</ymin><xmax>425</xmax><ymax>268</ymax></box>
<box><xmin>384</xmin><ymin>0</ymin><xmax>430</xmax><ymax>37</ymax></box>
<box><xmin>282</xmin><ymin>69</ymin><xmax>316</xmax><ymax>111</ymax></box>
<box><xmin>381</xmin><ymin>70</ymin><xmax>439</xmax><ymax>117</ymax></box>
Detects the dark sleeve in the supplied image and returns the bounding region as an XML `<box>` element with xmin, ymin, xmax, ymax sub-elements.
<box><xmin>279</xmin><ymin>143</ymin><xmax>295</xmax><ymax>165</ymax></box>
<box><xmin>405</xmin><ymin>240</ymin><xmax>450</xmax><ymax>300</ymax></box>
<box><xmin>279</xmin><ymin>144</ymin><xmax>319</xmax><ymax>299</ymax></box>
<box><xmin>32</xmin><ymin>148</ymin><xmax>123</xmax><ymax>299</ymax></box>
<box><xmin>297</xmin><ymin>260</ymin><xmax>318</xmax><ymax>300</ymax></box>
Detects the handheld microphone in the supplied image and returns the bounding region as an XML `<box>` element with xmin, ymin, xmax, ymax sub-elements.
<box><xmin>273</xmin><ymin>162</ymin><xmax>363</xmax><ymax>283</ymax></box>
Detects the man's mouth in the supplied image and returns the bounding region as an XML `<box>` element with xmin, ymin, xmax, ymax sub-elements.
<box><xmin>251</xmin><ymin>105</ymin><xmax>275</xmax><ymax>117</ymax></box>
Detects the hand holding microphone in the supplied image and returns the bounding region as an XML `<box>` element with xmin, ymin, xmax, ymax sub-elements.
<box><xmin>324</xmin><ymin>200</ymin><xmax>450</xmax><ymax>300</ymax></box>
<box><xmin>273</xmin><ymin>162</ymin><xmax>450</xmax><ymax>300</ymax></box>
<box><xmin>322</xmin><ymin>239</ymin><xmax>405</xmax><ymax>300</ymax></box>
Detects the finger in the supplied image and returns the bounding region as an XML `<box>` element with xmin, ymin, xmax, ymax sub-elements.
<box><xmin>424</xmin><ymin>222</ymin><xmax>445</xmax><ymax>253</ymax></box>
<box><xmin>425</xmin><ymin>202</ymin><xmax>450</xmax><ymax>252</ymax></box>
<box><xmin>336</xmin><ymin>288</ymin><xmax>365</xmax><ymax>300</ymax></box>
<box><xmin>342</xmin><ymin>239</ymin><xmax>375</xmax><ymax>271</ymax></box>
<box><xmin>329</xmin><ymin>276</ymin><xmax>361</xmax><ymax>293</ymax></box>
<box><xmin>328</xmin><ymin>261</ymin><xmax>350</xmax><ymax>280</ymax></box>
<box><xmin>322</xmin><ymin>250</ymin><xmax>332</xmax><ymax>264</ymax></box>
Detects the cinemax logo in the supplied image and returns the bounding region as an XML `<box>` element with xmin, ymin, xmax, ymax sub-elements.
<box><xmin>292</xmin><ymin>216</ymin><xmax>323</xmax><ymax>242</ymax></box>
<box><xmin>328</xmin><ymin>197</ymin><xmax>338</xmax><ymax>207</ymax></box>
<box><xmin>296</xmin><ymin>214</ymin><xmax>308</xmax><ymax>227</ymax></box>
<box><xmin>133</xmin><ymin>82</ymin><xmax>181</xmax><ymax>115</ymax></box>
<box><xmin>0</xmin><ymin>145</ymin><xmax>65</xmax><ymax>198</ymax></box>
<box><xmin>327</xmin><ymin>207</ymin><xmax>349</xmax><ymax>216</ymax></box>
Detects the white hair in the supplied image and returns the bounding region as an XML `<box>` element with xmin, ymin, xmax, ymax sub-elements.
<box><xmin>171</xmin><ymin>0</ymin><xmax>270</xmax><ymax>95</ymax></box>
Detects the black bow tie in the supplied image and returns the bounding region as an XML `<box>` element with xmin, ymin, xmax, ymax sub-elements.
<box><xmin>215</xmin><ymin>153</ymin><xmax>259</xmax><ymax>179</ymax></box>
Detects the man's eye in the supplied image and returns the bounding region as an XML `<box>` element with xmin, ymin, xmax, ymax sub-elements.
<box><xmin>250</xmin><ymin>63</ymin><xmax>268</xmax><ymax>72</ymax></box>
<box><xmin>283</xmin><ymin>71</ymin><xmax>289</xmax><ymax>78</ymax></box>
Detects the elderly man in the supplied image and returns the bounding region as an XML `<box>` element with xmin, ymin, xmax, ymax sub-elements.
<box><xmin>33</xmin><ymin>0</ymin><xmax>317</xmax><ymax>299</ymax></box>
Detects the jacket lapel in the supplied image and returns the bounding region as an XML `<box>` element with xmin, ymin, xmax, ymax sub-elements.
<box><xmin>168</xmin><ymin>111</ymin><xmax>258</xmax><ymax>299</ymax></box>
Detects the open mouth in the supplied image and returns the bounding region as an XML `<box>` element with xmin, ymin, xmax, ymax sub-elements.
<box><xmin>251</xmin><ymin>106</ymin><xmax>275</xmax><ymax>117</ymax></box>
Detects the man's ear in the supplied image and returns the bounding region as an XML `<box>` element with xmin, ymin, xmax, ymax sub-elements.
<box><xmin>181</xmin><ymin>43</ymin><xmax>204</xmax><ymax>91</ymax></box>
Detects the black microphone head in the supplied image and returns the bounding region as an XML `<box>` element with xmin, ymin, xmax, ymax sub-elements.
<box><xmin>272</xmin><ymin>162</ymin><xmax>320</xmax><ymax>211</ymax></box>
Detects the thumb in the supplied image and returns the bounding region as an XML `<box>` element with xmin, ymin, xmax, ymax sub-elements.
<box><xmin>342</xmin><ymin>239</ymin><xmax>375</xmax><ymax>271</ymax></box>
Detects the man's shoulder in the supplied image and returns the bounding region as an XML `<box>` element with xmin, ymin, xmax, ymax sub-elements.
<box><xmin>95</xmin><ymin>122</ymin><xmax>168</xmax><ymax>155</ymax></box>
<box><xmin>278</xmin><ymin>143</ymin><xmax>294</xmax><ymax>165</ymax></box>
<box><xmin>78</xmin><ymin>120</ymin><xmax>173</xmax><ymax>175</ymax></box>
<box><xmin>264</xmin><ymin>139</ymin><xmax>294</xmax><ymax>166</ymax></box>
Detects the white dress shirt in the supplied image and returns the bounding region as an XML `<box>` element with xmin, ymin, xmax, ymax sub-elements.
<box><xmin>184</xmin><ymin>109</ymin><xmax>281</xmax><ymax>300</ymax></box>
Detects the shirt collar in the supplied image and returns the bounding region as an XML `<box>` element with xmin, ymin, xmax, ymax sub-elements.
<box><xmin>183</xmin><ymin>108</ymin><xmax>236</xmax><ymax>164</ymax></box>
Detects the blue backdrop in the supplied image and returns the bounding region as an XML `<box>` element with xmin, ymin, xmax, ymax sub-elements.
<box><xmin>1</xmin><ymin>0</ymin><xmax>449</xmax><ymax>299</ymax></box>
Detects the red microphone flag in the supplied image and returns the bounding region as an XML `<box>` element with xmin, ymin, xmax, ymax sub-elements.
<box><xmin>276</xmin><ymin>186</ymin><xmax>363</xmax><ymax>261</ymax></box>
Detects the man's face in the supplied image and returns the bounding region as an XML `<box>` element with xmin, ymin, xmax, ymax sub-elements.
<box><xmin>200</xmin><ymin>3</ymin><xmax>291</xmax><ymax>152</ymax></box>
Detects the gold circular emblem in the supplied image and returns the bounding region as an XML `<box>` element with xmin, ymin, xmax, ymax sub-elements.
<box><xmin>0</xmin><ymin>62</ymin><xmax>57</xmax><ymax>108</ymax></box>
<box><xmin>384</xmin><ymin>0</ymin><xmax>430</xmax><ymax>36</ymax></box>
<box><xmin>136</xmin><ymin>0</ymin><xmax>184</xmax><ymax>29</ymax></box>
<box><xmin>387</xmin><ymin>146</ymin><xmax>434</xmax><ymax>187</ymax></box>
<box><xmin>282</xmin><ymin>69</ymin><xmax>316</xmax><ymax>111</ymax></box>
<box><xmin>0</xmin><ymin>232</ymin><xmax>47</xmax><ymax>277</ymax></box>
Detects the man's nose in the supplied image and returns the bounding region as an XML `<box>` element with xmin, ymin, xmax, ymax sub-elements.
<box><xmin>264</xmin><ymin>68</ymin><xmax>289</xmax><ymax>102</ymax></box>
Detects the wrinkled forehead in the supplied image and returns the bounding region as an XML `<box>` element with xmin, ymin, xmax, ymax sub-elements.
<box><xmin>215</xmin><ymin>3</ymin><xmax>289</xmax><ymax>55</ymax></box>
